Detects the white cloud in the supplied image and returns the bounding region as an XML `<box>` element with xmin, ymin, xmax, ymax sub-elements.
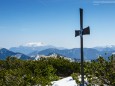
<box><xmin>22</xmin><ymin>42</ymin><xmax>46</xmax><ymax>47</ymax></box>
<box><xmin>93</xmin><ymin>0</ymin><xmax>115</xmax><ymax>5</ymax></box>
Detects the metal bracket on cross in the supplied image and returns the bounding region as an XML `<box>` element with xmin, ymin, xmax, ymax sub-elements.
<box><xmin>75</xmin><ymin>8</ymin><xmax>90</xmax><ymax>86</ymax></box>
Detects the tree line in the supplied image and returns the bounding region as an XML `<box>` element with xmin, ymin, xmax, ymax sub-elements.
<box><xmin>0</xmin><ymin>56</ymin><xmax>114</xmax><ymax>86</ymax></box>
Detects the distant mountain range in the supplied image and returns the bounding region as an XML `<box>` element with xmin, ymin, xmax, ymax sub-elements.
<box><xmin>29</xmin><ymin>48</ymin><xmax>101</xmax><ymax>60</ymax></box>
<box><xmin>9</xmin><ymin>42</ymin><xmax>65</xmax><ymax>55</ymax></box>
<box><xmin>28</xmin><ymin>45</ymin><xmax>115</xmax><ymax>60</ymax></box>
<box><xmin>1</xmin><ymin>43</ymin><xmax>115</xmax><ymax>60</ymax></box>
<box><xmin>94</xmin><ymin>45</ymin><xmax>115</xmax><ymax>51</ymax></box>
<box><xmin>0</xmin><ymin>48</ymin><xmax>30</xmax><ymax>60</ymax></box>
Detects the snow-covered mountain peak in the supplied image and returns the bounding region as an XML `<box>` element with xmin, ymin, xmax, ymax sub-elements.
<box><xmin>94</xmin><ymin>45</ymin><xmax>115</xmax><ymax>48</ymax></box>
<box><xmin>22</xmin><ymin>42</ymin><xmax>46</xmax><ymax>47</ymax></box>
<box><xmin>105</xmin><ymin>45</ymin><xmax>115</xmax><ymax>48</ymax></box>
<box><xmin>94</xmin><ymin>45</ymin><xmax>115</xmax><ymax>51</ymax></box>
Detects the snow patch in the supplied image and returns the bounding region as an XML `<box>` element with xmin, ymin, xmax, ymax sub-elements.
<box><xmin>51</xmin><ymin>76</ymin><xmax>77</xmax><ymax>86</ymax></box>
<box><xmin>12</xmin><ymin>54</ymin><xmax>22</xmax><ymax>59</ymax></box>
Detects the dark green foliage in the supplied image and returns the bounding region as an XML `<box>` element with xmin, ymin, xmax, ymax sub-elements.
<box><xmin>84</xmin><ymin>56</ymin><xmax>115</xmax><ymax>85</ymax></box>
<box><xmin>47</xmin><ymin>57</ymin><xmax>80</xmax><ymax>77</ymax></box>
<box><xmin>0</xmin><ymin>56</ymin><xmax>114</xmax><ymax>85</ymax></box>
<box><xmin>0</xmin><ymin>56</ymin><xmax>79</xmax><ymax>85</ymax></box>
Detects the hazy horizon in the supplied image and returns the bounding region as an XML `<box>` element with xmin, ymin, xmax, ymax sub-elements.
<box><xmin>1</xmin><ymin>41</ymin><xmax>115</xmax><ymax>50</ymax></box>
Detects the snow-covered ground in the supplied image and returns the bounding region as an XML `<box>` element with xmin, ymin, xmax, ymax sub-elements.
<box><xmin>51</xmin><ymin>76</ymin><xmax>78</xmax><ymax>86</ymax></box>
<box><xmin>51</xmin><ymin>76</ymin><xmax>108</xmax><ymax>86</ymax></box>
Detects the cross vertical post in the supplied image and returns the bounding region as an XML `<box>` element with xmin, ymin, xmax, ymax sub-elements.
<box><xmin>75</xmin><ymin>8</ymin><xmax>90</xmax><ymax>86</ymax></box>
<box><xmin>80</xmin><ymin>8</ymin><xmax>84</xmax><ymax>86</ymax></box>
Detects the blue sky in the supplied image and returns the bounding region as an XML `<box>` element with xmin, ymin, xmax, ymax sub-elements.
<box><xmin>0</xmin><ymin>0</ymin><xmax>115</xmax><ymax>49</ymax></box>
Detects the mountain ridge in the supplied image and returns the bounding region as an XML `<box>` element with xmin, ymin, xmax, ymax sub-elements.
<box><xmin>0</xmin><ymin>48</ymin><xmax>30</xmax><ymax>60</ymax></box>
<box><xmin>1</xmin><ymin>45</ymin><xmax>115</xmax><ymax>60</ymax></box>
<box><xmin>33</xmin><ymin>48</ymin><xmax>100</xmax><ymax>60</ymax></box>
<box><xmin>9</xmin><ymin>42</ymin><xmax>65</xmax><ymax>55</ymax></box>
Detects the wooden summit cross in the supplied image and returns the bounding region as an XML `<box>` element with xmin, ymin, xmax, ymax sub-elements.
<box><xmin>75</xmin><ymin>8</ymin><xmax>90</xmax><ymax>86</ymax></box>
